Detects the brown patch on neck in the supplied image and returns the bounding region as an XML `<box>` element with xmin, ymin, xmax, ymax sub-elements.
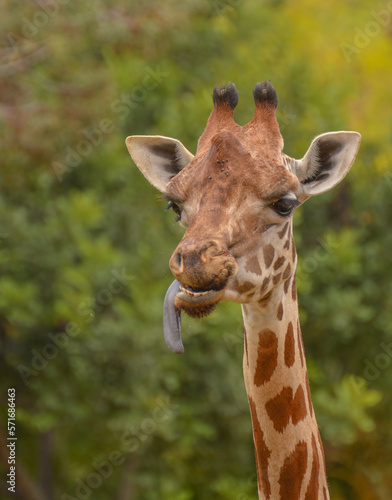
<box><xmin>283</xmin><ymin>276</ymin><xmax>292</xmax><ymax>294</ymax></box>
<box><xmin>279</xmin><ymin>440</ymin><xmax>308</xmax><ymax>499</ymax></box>
<box><xmin>276</xmin><ymin>301</ymin><xmax>284</xmax><ymax>320</ymax></box>
<box><xmin>273</xmin><ymin>272</ymin><xmax>282</xmax><ymax>285</ymax></box>
<box><xmin>291</xmin><ymin>236</ymin><xmax>296</xmax><ymax>261</ymax></box>
<box><xmin>317</xmin><ymin>431</ymin><xmax>328</xmax><ymax>483</ymax></box>
<box><xmin>297</xmin><ymin>320</ymin><xmax>305</xmax><ymax>368</ymax></box>
<box><xmin>245</xmin><ymin>255</ymin><xmax>262</xmax><ymax>275</ymax></box>
<box><xmin>258</xmin><ymin>289</ymin><xmax>273</xmax><ymax>304</ymax></box>
<box><xmin>305</xmin><ymin>375</ymin><xmax>314</xmax><ymax>418</ymax></box>
<box><xmin>282</xmin><ymin>263</ymin><xmax>292</xmax><ymax>280</ymax></box>
<box><xmin>278</xmin><ymin>222</ymin><xmax>289</xmax><ymax>239</ymax></box>
<box><xmin>292</xmin><ymin>385</ymin><xmax>307</xmax><ymax>425</ymax></box>
<box><xmin>254</xmin><ymin>329</ymin><xmax>278</xmax><ymax>387</ymax></box>
<box><xmin>248</xmin><ymin>397</ymin><xmax>272</xmax><ymax>499</ymax></box>
<box><xmin>265</xmin><ymin>385</ymin><xmax>308</xmax><ymax>433</ymax></box>
<box><xmin>243</xmin><ymin>322</ymin><xmax>249</xmax><ymax>367</ymax></box>
<box><xmin>237</xmin><ymin>280</ymin><xmax>256</xmax><ymax>295</ymax></box>
<box><xmin>291</xmin><ymin>275</ymin><xmax>297</xmax><ymax>301</ymax></box>
<box><xmin>273</xmin><ymin>256</ymin><xmax>286</xmax><ymax>270</ymax></box>
<box><xmin>263</xmin><ymin>244</ymin><xmax>275</xmax><ymax>268</ymax></box>
<box><xmin>304</xmin><ymin>434</ymin><xmax>320</xmax><ymax>500</ymax></box>
<box><xmin>284</xmin><ymin>322</ymin><xmax>295</xmax><ymax>367</ymax></box>
<box><xmin>260</xmin><ymin>277</ymin><xmax>271</xmax><ymax>297</ymax></box>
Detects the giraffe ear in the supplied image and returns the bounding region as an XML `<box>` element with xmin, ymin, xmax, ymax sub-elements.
<box><xmin>126</xmin><ymin>135</ymin><xmax>194</xmax><ymax>193</ymax></box>
<box><xmin>293</xmin><ymin>132</ymin><xmax>361</xmax><ymax>199</ymax></box>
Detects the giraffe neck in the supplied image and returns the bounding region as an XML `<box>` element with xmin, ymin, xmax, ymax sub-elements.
<box><xmin>241</xmin><ymin>277</ymin><xmax>329</xmax><ymax>500</ymax></box>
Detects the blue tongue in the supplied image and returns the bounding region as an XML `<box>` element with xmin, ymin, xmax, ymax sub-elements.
<box><xmin>163</xmin><ymin>280</ymin><xmax>183</xmax><ymax>354</ymax></box>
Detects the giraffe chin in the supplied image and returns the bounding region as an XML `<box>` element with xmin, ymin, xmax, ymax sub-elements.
<box><xmin>174</xmin><ymin>288</ymin><xmax>224</xmax><ymax>318</ymax></box>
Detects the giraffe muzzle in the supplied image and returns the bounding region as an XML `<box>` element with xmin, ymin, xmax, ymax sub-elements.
<box><xmin>169</xmin><ymin>240</ymin><xmax>238</xmax><ymax>292</ymax></box>
<box><xmin>162</xmin><ymin>278</ymin><xmax>226</xmax><ymax>354</ymax></box>
<box><xmin>163</xmin><ymin>243</ymin><xmax>238</xmax><ymax>352</ymax></box>
<box><xmin>162</xmin><ymin>239</ymin><xmax>238</xmax><ymax>352</ymax></box>
<box><xmin>170</xmin><ymin>252</ymin><xmax>237</xmax><ymax>318</ymax></box>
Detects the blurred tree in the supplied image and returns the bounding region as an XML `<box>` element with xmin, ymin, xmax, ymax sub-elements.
<box><xmin>0</xmin><ymin>0</ymin><xmax>391</xmax><ymax>498</ymax></box>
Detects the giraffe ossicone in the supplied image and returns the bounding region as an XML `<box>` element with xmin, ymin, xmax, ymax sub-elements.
<box><xmin>126</xmin><ymin>81</ymin><xmax>361</xmax><ymax>500</ymax></box>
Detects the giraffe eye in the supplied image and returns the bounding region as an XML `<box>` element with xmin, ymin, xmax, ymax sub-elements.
<box><xmin>272</xmin><ymin>198</ymin><xmax>299</xmax><ymax>216</ymax></box>
<box><xmin>166</xmin><ymin>200</ymin><xmax>182</xmax><ymax>222</ymax></box>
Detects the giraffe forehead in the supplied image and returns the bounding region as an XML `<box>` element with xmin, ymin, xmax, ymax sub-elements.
<box><xmin>167</xmin><ymin>130</ymin><xmax>298</xmax><ymax>203</ymax></box>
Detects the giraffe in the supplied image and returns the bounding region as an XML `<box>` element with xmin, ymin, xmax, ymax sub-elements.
<box><xmin>126</xmin><ymin>81</ymin><xmax>361</xmax><ymax>499</ymax></box>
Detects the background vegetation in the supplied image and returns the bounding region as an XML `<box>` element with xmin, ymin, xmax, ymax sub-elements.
<box><xmin>1</xmin><ymin>0</ymin><xmax>392</xmax><ymax>498</ymax></box>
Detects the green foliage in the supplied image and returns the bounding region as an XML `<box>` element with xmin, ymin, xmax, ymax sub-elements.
<box><xmin>1</xmin><ymin>0</ymin><xmax>392</xmax><ymax>498</ymax></box>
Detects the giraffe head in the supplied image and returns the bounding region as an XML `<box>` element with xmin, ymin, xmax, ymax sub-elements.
<box><xmin>126</xmin><ymin>82</ymin><xmax>360</xmax><ymax>350</ymax></box>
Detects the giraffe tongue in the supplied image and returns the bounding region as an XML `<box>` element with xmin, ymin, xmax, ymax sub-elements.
<box><xmin>163</xmin><ymin>279</ymin><xmax>184</xmax><ymax>354</ymax></box>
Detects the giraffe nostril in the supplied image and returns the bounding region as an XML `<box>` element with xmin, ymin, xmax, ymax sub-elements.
<box><xmin>171</xmin><ymin>251</ymin><xmax>183</xmax><ymax>273</ymax></box>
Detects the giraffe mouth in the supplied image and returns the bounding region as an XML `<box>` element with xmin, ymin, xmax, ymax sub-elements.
<box><xmin>176</xmin><ymin>284</ymin><xmax>224</xmax><ymax>317</ymax></box>
<box><xmin>163</xmin><ymin>279</ymin><xmax>226</xmax><ymax>354</ymax></box>
<box><xmin>179</xmin><ymin>284</ymin><xmax>213</xmax><ymax>297</ymax></box>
